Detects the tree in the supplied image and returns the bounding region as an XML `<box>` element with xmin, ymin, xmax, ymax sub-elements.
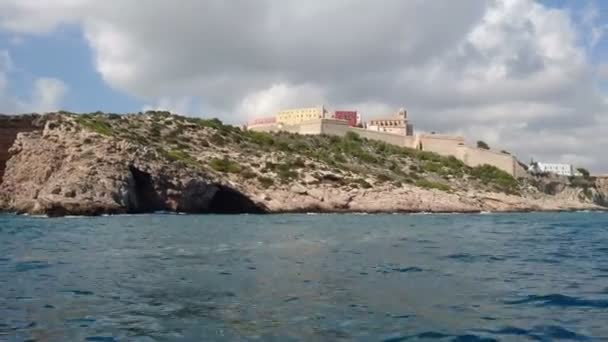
<box><xmin>477</xmin><ymin>140</ymin><xmax>490</xmax><ymax>150</ymax></box>
<box><xmin>577</xmin><ymin>167</ymin><xmax>590</xmax><ymax>179</ymax></box>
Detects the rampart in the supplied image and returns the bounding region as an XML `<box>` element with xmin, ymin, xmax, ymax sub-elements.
<box><xmin>247</xmin><ymin>119</ymin><xmax>523</xmax><ymax>176</ymax></box>
<box><xmin>457</xmin><ymin>146</ymin><xmax>520</xmax><ymax>177</ymax></box>
<box><xmin>348</xmin><ymin>127</ymin><xmax>416</xmax><ymax>148</ymax></box>
<box><xmin>418</xmin><ymin>134</ymin><xmax>465</xmax><ymax>156</ymax></box>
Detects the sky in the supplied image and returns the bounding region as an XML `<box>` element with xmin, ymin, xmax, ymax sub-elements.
<box><xmin>0</xmin><ymin>0</ymin><xmax>607</xmax><ymax>172</ymax></box>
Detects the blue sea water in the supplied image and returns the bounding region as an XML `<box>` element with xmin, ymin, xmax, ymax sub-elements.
<box><xmin>1</xmin><ymin>212</ymin><xmax>608</xmax><ymax>341</ymax></box>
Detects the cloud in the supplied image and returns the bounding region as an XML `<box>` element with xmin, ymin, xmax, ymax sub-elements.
<box><xmin>24</xmin><ymin>78</ymin><xmax>69</xmax><ymax>113</ymax></box>
<box><xmin>0</xmin><ymin>50</ymin><xmax>68</xmax><ymax>114</ymax></box>
<box><xmin>0</xmin><ymin>0</ymin><xmax>607</xmax><ymax>171</ymax></box>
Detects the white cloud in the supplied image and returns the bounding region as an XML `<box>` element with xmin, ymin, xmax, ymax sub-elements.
<box><xmin>0</xmin><ymin>50</ymin><xmax>68</xmax><ymax>114</ymax></box>
<box><xmin>23</xmin><ymin>78</ymin><xmax>68</xmax><ymax>113</ymax></box>
<box><xmin>237</xmin><ymin>83</ymin><xmax>326</xmax><ymax>120</ymax></box>
<box><xmin>0</xmin><ymin>0</ymin><xmax>607</xmax><ymax>171</ymax></box>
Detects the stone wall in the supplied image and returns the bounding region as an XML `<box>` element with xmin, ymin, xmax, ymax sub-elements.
<box><xmin>348</xmin><ymin>127</ymin><xmax>416</xmax><ymax>147</ymax></box>
<box><xmin>458</xmin><ymin>146</ymin><xmax>518</xmax><ymax>176</ymax></box>
<box><xmin>246</xmin><ymin>119</ymin><xmax>523</xmax><ymax>176</ymax></box>
<box><xmin>0</xmin><ymin>114</ymin><xmax>43</xmax><ymax>183</ymax></box>
<box><xmin>418</xmin><ymin>134</ymin><xmax>465</xmax><ymax>157</ymax></box>
<box><xmin>246</xmin><ymin>122</ymin><xmax>280</xmax><ymax>132</ymax></box>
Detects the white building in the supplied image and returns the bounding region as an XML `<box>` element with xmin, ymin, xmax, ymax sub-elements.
<box><xmin>530</xmin><ymin>162</ymin><xmax>575</xmax><ymax>176</ymax></box>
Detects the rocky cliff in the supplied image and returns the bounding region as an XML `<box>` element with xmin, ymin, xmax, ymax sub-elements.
<box><xmin>0</xmin><ymin>112</ymin><xmax>605</xmax><ymax>216</ymax></box>
<box><xmin>0</xmin><ymin>114</ymin><xmax>44</xmax><ymax>182</ymax></box>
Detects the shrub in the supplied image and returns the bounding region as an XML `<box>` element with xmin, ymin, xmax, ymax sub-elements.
<box><xmin>334</xmin><ymin>153</ymin><xmax>347</xmax><ymax>164</ymax></box>
<box><xmin>291</xmin><ymin>158</ymin><xmax>306</xmax><ymax>168</ymax></box>
<box><xmin>246</xmin><ymin>131</ymin><xmax>275</xmax><ymax>146</ymax></box>
<box><xmin>75</xmin><ymin>117</ymin><xmax>113</xmax><ymax>136</ymax></box>
<box><xmin>278</xmin><ymin>169</ymin><xmax>298</xmax><ymax>182</ymax></box>
<box><xmin>477</xmin><ymin>140</ymin><xmax>490</xmax><ymax>150</ymax></box>
<box><xmin>258</xmin><ymin>176</ymin><xmax>274</xmax><ymax>188</ymax></box>
<box><xmin>163</xmin><ymin>149</ymin><xmax>197</xmax><ymax>165</ymax></box>
<box><xmin>209</xmin><ymin>158</ymin><xmax>241</xmax><ymax>173</ymax></box>
<box><xmin>210</xmin><ymin>133</ymin><xmax>226</xmax><ymax>146</ymax></box>
<box><xmin>417</xmin><ymin>151</ymin><xmax>442</xmax><ymax>162</ymax></box>
<box><xmin>241</xmin><ymin>168</ymin><xmax>257</xmax><ymax>179</ymax></box>
<box><xmin>470</xmin><ymin>164</ymin><xmax>518</xmax><ymax>193</ymax></box>
<box><xmin>344</xmin><ymin>131</ymin><xmax>362</xmax><ymax>142</ymax></box>
<box><xmin>423</xmin><ymin>162</ymin><xmax>442</xmax><ymax>173</ymax></box>
<box><xmin>376</xmin><ymin>174</ymin><xmax>393</xmax><ymax>182</ymax></box>
<box><xmin>577</xmin><ymin>168</ymin><xmax>590</xmax><ymax>179</ymax></box>
<box><xmin>351</xmin><ymin>178</ymin><xmax>372</xmax><ymax>189</ymax></box>
<box><xmin>150</xmin><ymin>123</ymin><xmax>162</xmax><ymax>137</ymax></box>
<box><xmin>415</xmin><ymin>179</ymin><xmax>451</xmax><ymax>192</ymax></box>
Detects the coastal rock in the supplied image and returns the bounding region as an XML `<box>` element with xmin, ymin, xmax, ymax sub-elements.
<box><xmin>0</xmin><ymin>112</ymin><xmax>605</xmax><ymax>216</ymax></box>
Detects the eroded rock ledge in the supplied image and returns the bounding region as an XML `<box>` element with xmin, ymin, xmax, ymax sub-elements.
<box><xmin>0</xmin><ymin>112</ymin><xmax>606</xmax><ymax>216</ymax></box>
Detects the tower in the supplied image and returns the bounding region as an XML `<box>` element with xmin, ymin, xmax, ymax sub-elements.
<box><xmin>397</xmin><ymin>107</ymin><xmax>407</xmax><ymax>119</ymax></box>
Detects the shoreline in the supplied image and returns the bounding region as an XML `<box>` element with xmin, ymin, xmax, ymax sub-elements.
<box><xmin>2</xmin><ymin>206</ymin><xmax>606</xmax><ymax>218</ymax></box>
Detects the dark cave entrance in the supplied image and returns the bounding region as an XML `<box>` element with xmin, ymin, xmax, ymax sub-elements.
<box><xmin>129</xmin><ymin>166</ymin><xmax>166</xmax><ymax>213</ymax></box>
<box><xmin>207</xmin><ymin>185</ymin><xmax>266</xmax><ymax>214</ymax></box>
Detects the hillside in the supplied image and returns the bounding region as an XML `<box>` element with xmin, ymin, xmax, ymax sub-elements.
<box><xmin>0</xmin><ymin>111</ymin><xmax>605</xmax><ymax>216</ymax></box>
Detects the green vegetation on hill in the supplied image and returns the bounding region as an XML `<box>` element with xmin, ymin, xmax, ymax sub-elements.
<box><xmin>64</xmin><ymin>111</ymin><xmax>521</xmax><ymax>194</ymax></box>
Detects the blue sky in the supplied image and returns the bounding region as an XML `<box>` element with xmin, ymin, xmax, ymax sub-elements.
<box><xmin>0</xmin><ymin>25</ymin><xmax>142</xmax><ymax>113</ymax></box>
<box><xmin>0</xmin><ymin>0</ymin><xmax>603</xmax><ymax>114</ymax></box>
<box><xmin>0</xmin><ymin>0</ymin><xmax>607</xmax><ymax>171</ymax></box>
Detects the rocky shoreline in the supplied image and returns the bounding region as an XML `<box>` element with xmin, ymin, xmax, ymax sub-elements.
<box><xmin>0</xmin><ymin>112</ymin><xmax>606</xmax><ymax>217</ymax></box>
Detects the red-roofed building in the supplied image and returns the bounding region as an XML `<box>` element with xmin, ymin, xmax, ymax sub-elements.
<box><xmin>248</xmin><ymin>117</ymin><xmax>276</xmax><ymax>126</ymax></box>
<box><xmin>334</xmin><ymin>111</ymin><xmax>357</xmax><ymax>127</ymax></box>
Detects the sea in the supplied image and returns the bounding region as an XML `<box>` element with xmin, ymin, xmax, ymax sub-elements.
<box><xmin>1</xmin><ymin>212</ymin><xmax>608</xmax><ymax>341</ymax></box>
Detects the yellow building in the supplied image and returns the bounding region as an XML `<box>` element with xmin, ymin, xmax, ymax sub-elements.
<box><xmin>367</xmin><ymin>108</ymin><xmax>414</xmax><ymax>136</ymax></box>
<box><xmin>276</xmin><ymin>106</ymin><xmax>328</xmax><ymax>125</ymax></box>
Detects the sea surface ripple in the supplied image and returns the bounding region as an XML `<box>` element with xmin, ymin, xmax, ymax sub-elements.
<box><xmin>1</xmin><ymin>212</ymin><xmax>608</xmax><ymax>341</ymax></box>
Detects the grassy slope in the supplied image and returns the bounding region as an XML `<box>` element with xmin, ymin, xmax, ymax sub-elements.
<box><xmin>65</xmin><ymin>111</ymin><xmax>521</xmax><ymax>194</ymax></box>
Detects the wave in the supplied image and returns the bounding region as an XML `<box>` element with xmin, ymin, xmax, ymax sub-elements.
<box><xmin>479</xmin><ymin>325</ymin><xmax>590</xmax><ymax>341</ymax></box>
<box><xmin>504</xmin><ymin>294</ymin><xmax>608</xmax><ymax>308</ymax></box>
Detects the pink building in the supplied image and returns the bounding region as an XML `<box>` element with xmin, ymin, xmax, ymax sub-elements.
<box><xmin>248</xmin><ymin>117</ymin><xmax>276</xmax><ymax>126</ymax></box>
<box><xmin>334</xmin><ymin>111</ymin><xmax>358</xmax><ymax>127</ymax></box>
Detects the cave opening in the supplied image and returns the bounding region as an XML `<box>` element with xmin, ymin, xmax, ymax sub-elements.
<box><xmin>129</xmin><ymin>166</ymin><xmax>166</xmax><ymax>213</ymax></box>
<box><xmin>207</xmin><ymin>185</ymin><xmax>266</xmax><ymax>214</ymax></box>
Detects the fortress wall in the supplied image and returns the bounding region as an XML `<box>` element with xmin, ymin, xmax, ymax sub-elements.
<box><xmin>320</xmin><ymin>119</ymin><xmax>350</xmax><ymax>136</ymax></box>
<box><xmin>348</xmin><ymin>127</ymin><xmax>416</xmax><ymax>148</ymax></box>
<box><xmin>247</xmin><ymin>123</ymin><xmax>280</xmax><ymax>133</ymax></box>
<box><xmin>459</xmin><ymin>147</ymin><xmax>516</xmax><ymax>176</ymax></box>
<box><xmin>419</xmin><ymin>134</ymin><xmax>465</xmax><ymax>157</ymax></box>
<box><xmin>246</xmin><ymin>119</ymin><xmax>521</xmax><ymax>177</ymax></box>
<box><xmin>297</xmin><ymin>119</ymin><xmax>325</xmax><ymax>135</ymax></box>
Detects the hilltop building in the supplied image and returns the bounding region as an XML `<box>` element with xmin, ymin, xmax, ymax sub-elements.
<box><xmin>244</xmin><ymin>105</ymin><xmax>527</xmax><ymax>177</ymax></box>
<box><xmin>367</xmin><ymin>108</ymin><xmax>414</xmax><ymax>136</ymax></box>
<box><xmin>529</xmin><ymin>162</ymin><xmax>575</xmax><ymax>177</ymax></box>
<box><xmin>334</xmin><ymin>110</ymin><xmax>358</xmax><ymax>127</ymax></box>
<box><xmin>245</xmin><ymin>116</ymin><xmax>277</xmax><ymax>131</ymax></box>
<box><xmin>277</xmin><ymin>106</ymin><xmax>328</xmax><ymax>125</ymax></box>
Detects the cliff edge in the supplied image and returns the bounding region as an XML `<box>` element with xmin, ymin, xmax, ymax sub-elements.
<box><xmin>0</xmin><ymin>111</ymin><xmax>605</xmax><ymax>216</ymax></box>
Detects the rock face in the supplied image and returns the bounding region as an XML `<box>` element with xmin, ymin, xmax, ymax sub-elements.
<box><xmin>0</xmin><ymin>112</ymin><xmax>605</xmax><ymax>216</ymax></box>
<box><xmin>596</xmin><ymin>177</ymin><xmax>608</xmax><ymax>206</ymax></box>
<box><xmin>0</xmin><ymin>114</ymin><xmax>44</xmax><ymax>182</ymax></box>
<box><xmin>0</xmin><ymin>116</ymin><xmax>265</xmax><ymax>216</ymax></box>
